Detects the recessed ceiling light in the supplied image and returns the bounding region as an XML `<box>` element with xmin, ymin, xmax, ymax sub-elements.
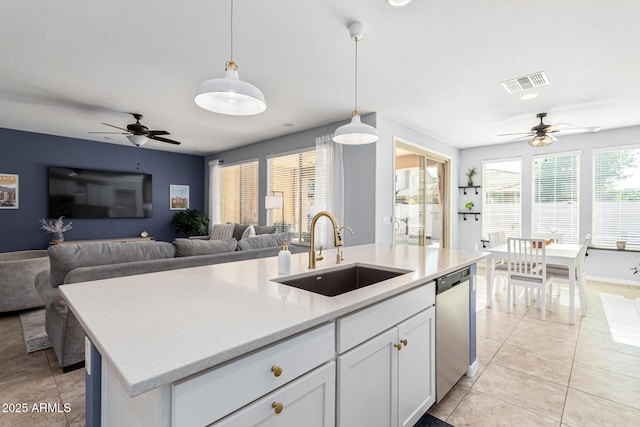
<box><xmin>520</xmin><ymin>93</ymin><xmax>538</xmax><ymax>100</ymax></box>
<box><xmin>387</xmin><ymin>0</ymin><xmax>412</xmax><ymax>7</ymax></box>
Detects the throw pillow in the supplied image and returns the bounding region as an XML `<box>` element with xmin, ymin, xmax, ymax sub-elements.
<box><xmin>210</xmin><ymin>223</ymin><xmax>235</xmax><ymax>240</ymax></box>
<box><xmin>232</xmin><ymin>223</ymin><xmax>249</xmax><ymax>240</ymax></box>
<box><xmin>240</xmin><ymin>225</ymin><xmax>256</xmax><ymax>239</ymax></box>
<box><xmin>237</xmin><ymin>234</ymin><xmax>279</xmax><ymax>250</ymax></box>
<box><xmin>254</xmin><ymin>225</ymin><xmax>277</xmax><ymax>235</ymax></box>
<box><xmin>173</xmin><ymin>238</ymin><xmax>238</xmax><ymax>257</ymax></box>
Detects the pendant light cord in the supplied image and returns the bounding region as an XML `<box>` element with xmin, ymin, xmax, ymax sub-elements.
<box><xmin>230</xmin><ymin>0</ymin><xmax>234</xmax><ymax>61</ymax></box>
<box><xmin>354</xmin><ymin>37</ymin><xmax>359</xmax><ymax>113</ymax></box>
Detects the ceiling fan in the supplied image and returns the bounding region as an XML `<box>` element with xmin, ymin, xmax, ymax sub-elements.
<box><xmin>498</xmin><ymin>112</ymin><xmax>600</xmax><ymax>147</ymax></box>
<box><xmin>89</xmin><ymin>113</ymin><xmax>181</xmax><ymax>146</ymax></box>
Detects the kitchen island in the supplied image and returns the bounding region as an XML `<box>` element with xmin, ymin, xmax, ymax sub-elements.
<box><xmin>60</xmin><ymin>243</ymin><xmax>487</xmax><ymax>426</ymax></box>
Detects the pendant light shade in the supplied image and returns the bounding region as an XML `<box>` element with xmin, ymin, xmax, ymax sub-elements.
<box><xmin>333</xmin><ymin>22</ymin><xmax>378</xmax><ymax>145</ymax></box>
<box><xmin>333</xmin><ymin>113</ymin><xmax>379</xmax><ymax>145</ymax></box>
<box><xmin>194</xmin><ymin>0</ymin><xmax>266</xmax><ymax>116</ymax></box>
<box><xmin>195</xmin><ymin>62</ymin><xmax>266</xmax><ymax>115</ymax></box>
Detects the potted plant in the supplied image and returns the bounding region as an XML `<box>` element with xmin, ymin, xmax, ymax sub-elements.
<box><xmin>465</xmin><ymin>167</ymin><xmax>478</xmax><ymax>187</ymax></box>
<box><xmin>39</xmin><ymin>216</ymin><xmax>73</xmax><ymax>244</ymax></box>
<box><xmin>171</xmin><ymin>209</ymin><xmax>209</xmax><ymax>237</ymax></box>
<box><xmin>465</xmin><ymin>202</ymin><xmax>474</xmax><ymax>211</ymax></box>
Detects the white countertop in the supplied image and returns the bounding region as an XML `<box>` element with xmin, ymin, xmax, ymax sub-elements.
<box><xmin>60</xmin><ymin>243</ymin><xmax>487</xmax><ymax>397</ymax></box>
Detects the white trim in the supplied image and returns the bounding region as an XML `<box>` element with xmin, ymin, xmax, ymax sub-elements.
<box><xmin>586</xmin><ymin>275</ymin><xmax>640</xmax><ymax>287</ymax></box>
<box><xmin>481</xmin><ymin>156</ymin><xmax>523</xmax><ymax>165</ymax></box>
<box><xmin>220</xmin><ymin>158</ymin><xmax>259</xmax><ymax>168</ymax></box>
<box><xmin>592</xmin><ymin>143</ymin><xmax>640</xmax><ymax>153</ymax></box>
<box><xmin>532</xmin><ymin>149</ymin><xmax>583</xmax><ymax>161</ymax></box>
<box><xmin>394</xmin><ymin>137</ymin><xmax>452</xmax><ymax>162</ymax></box>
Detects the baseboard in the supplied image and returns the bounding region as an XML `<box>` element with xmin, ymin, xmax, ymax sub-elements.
<box><xmin>585</xmin><ymin>275</ymin><xmax>640</xmax><ymax>287</ymax></box>
<box><xmin>466</xmin><ymin>359</ymin><xmax>479</xmax><ymax>378</ymax></box>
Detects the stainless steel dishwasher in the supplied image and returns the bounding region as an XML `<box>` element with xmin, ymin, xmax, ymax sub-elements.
<box><xmin>435</xmin><ymin>266</ymin><xmax>470</xmax><ymax>403</ymax></box>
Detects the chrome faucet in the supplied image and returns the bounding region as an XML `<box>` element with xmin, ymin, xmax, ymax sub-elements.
<box><xmin>308</xmin><ymin>211</ymin><xmax>343</xmax><ymax>269</ymax></box>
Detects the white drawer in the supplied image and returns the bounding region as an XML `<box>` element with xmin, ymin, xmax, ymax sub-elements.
<box><xmin>336</xmin><ymin>281</ymin><xmax>435</xmax><ymax>353</ymax></box>
<box><xmin>172</xmin><ymin>323</ymin><xmax>335</xmax><ymax>427</ymax></box>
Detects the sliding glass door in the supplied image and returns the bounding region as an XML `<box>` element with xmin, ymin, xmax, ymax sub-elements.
<box><xmin>394</xmin><ymin>141</ymin><xmax>449</xmax><ymax>247</ymax></box>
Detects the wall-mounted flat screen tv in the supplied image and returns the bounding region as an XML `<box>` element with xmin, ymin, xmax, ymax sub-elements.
<box><xmin>48</xmin><ymin>166</ymin><xmax>152</xmax><ymax>218</ymax></box>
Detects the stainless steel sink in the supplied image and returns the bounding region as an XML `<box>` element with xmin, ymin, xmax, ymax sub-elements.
<box><xmin>274</xmin><ymin>264</ymin><xmax>412</xmax><ymax>297</ymax></box>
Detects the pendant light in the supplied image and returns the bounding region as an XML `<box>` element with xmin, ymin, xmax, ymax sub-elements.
<box><xmin>333</xmin><ymin>22</ymin><xmax>378</xmax><ymax>145</ymax></box>
<box><xmin>194</xmin><ymin>0</ymin><xmax>266</xmax><ymax>116</ymax></box>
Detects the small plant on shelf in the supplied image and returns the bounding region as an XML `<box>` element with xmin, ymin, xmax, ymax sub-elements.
<box><xmin>465</xmin><ymin>167</ymin><xmax>478</xmax><ymax>186</ymax></box>
<box><xmin>465</xmin><ymin>202</ymin><xmax>474</xmax><ymax>211</ymax></box>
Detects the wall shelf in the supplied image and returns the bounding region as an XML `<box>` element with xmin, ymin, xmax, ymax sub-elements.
<box><xmin>458</xmin><ymin>212</ymin><xmax>480</xmax><ymax>221</ymax></box>
<box><xmin>458</xmin><ymin>185</ymin><xmax>481</xmax><ymax>195</ymax></box>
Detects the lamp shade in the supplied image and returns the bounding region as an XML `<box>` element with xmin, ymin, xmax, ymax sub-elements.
<box><xmin>529</xmin><ymin>133</ymin><xmax>556</xmax><ymax>147</ymax></box>
<box><xmin>333</xmin><ymin>114</ymin><xmax>379</xmax><ymax>145</ymax></box>
<box><xmin>265</xmin><ymin>194</ymin><xmax>283</xmax><ymax>210</ymax></box>
<box><xmin>127</xmin><ymin>134</ymin><xmax>148</xmax><ymax>147</ymax></box>
<box><xmin>195</xmin><ymin>64</ymin><xmax>266</xmax><ymax>116</ymax></box>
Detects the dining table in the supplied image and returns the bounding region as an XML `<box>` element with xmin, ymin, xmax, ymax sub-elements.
<box><xmin>485</xmin><ymin>242</ymin><xmax>585</xmax><ymax>324</ymax></box>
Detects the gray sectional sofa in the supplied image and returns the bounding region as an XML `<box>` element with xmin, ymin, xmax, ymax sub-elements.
<box><xmin>35</xmin><ymin>232</ymin><xmax>306</xmax><ymax>370</ymax></box>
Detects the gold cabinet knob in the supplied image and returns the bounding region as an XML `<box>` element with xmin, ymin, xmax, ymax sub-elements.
<box><xmin>394</xmin><ymin>343</ymin><xmax>402</xmax><ymax>351</ymax></box>
<box><xmin>401</xmin><ymin>339</ymin><xmax>408</xmax><ymax>346</ymax></box>
<box><xmin>271</xmin><ymin>365</ymin><xmax>283</xmax><ymax>377</ymax></box>
<box><xmin>272</xmin><ymin>401</ymin><xmax>284</xmax><ymax>414</ymax></box>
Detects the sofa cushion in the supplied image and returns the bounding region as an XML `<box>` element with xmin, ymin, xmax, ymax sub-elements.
<box><xmin>173</xmin><ymin>238</ymin><xmax>237</xmax><ymax>257</ymax></box>
<box><xmin>254</xmin><ymin>225</ymin><xmax>277</xmax><ymax>235</ymax></box>
<box><xmin>240</xmin><ymin>225</ymin><xmax>256</xmax><ymax>239</ymax></box>
<box><xmin>232</xmin><ymin>223</ymin><xmax>249</xmax><ymax>240</ymax></box>
<box><xmin>237</xmin><ymin>234</ymin><xmax>279</xmax><ymax>250</ymax></box>
<box><xmin>210</xmin><ymin>223</ymin><xmax>235</xmax><ymax>240</ymax></box>
<box><xmin>48</xmin><ymin>241</ymin><xmax>176</xmax><ymax>287</ymax></box>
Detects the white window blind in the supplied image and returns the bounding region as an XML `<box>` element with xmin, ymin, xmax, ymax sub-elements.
<box><xmin>532</xmin><ymin>152</ymin><xmax>580</xmax><ymax>243</ymax></box>
<box><xmin>482</xmin><ymin>158</ymin><xmax>521</xmax><ymax>238</ymax></box>
<box><xmin>267</xmin><ymin>150</ymin><xmax>317</xmax><ymax>241</ymax></box>
<box><xmin>593</xmin><ymin>146</ymin><xmax>640</xmax><ymax>248</ymax></box>
<box><xmin>220</xmin><ymin>160</ymin><xmax>258</xmax><ymax>225</ymax></box>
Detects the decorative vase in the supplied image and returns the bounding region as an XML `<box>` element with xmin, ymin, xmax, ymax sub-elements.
<box><xmin>51</xmin><ymin>232</ymin><xmax>64</xmax><ymax>244</ymax></box>
<box><xmin>467</xmin><ymin>179</ymin><xmax>473</xmax><ymax>186</ymax></box>
<box><xmin>616</xmin><ymin>240</ymin><xmax>626</xmax><ymax>250</ymax></box>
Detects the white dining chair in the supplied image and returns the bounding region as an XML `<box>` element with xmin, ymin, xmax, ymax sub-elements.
<box><xmin>488</xmin><ymin>231</ymin><xmax>508</xmax><ymax>296</ymax></box>
<box><xmin>547</xmin><ymin>234</ymin><xmax>591</xmax><ymax>317</ymax></box>
<box><xmin>506</xmin><ymin>238</ymin><xmax>554</xmax><ymax>320</ymax></box>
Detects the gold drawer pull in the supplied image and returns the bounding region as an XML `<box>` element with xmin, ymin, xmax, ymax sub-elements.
<box><xmin>401</xmin><ymin>339</ymin><xmax>408</xmax><ymax>347</ymax></box>
<box><xmin>271</xmin><ymin>365</ymin><xmax>283</xmax><ymax>377</ymax></box>
<box><xmin>394</xmin><ymin>343</ymin><xmax>402</xmax><ymax>351</ymax></box>
<box><xmin>272</xmin><ymin>401</ymin><xmax>284</xmax><ymax>414</ymax></box>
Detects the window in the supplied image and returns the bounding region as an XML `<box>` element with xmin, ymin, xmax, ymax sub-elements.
<box><xmin>482</xmin><ymin>158</ymin><xmax>521</xmax><ymax>238</ymax></box>
<box><xmin>220</xmin><ymin>160</ymin><xmax>258</xmax><ymax>224</ymax></box>
<box><xmin>593</xmin><ymin>146</ymin><xmax>640</xmax><ymax>248</ymax></box>
<box><xmin>532</xmin><ymin>152</ymin><xmax>580</xmax><ymax>243</ymax></box>
<box><xmin>267</xmin><ymin>150</ymin><xmax>316</xmax><ymax>241</ymax></box>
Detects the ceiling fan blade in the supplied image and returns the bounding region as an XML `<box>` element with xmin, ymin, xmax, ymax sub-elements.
<box><xmin>88</xmin><ymin>131</ymin><xmax>128</xmax><ymax>134</ymax></box>
<box><xmin>149</xmin><ymin>135</ymin><xmax>181</xmax><ymax>145</ymax></box>
<box><xmin>147</xmin><ymin>130</ymin><xmax>170</xmax><ymax>136</ymax></box>
<box><xmin>503</xmin><ymin>135</ymin><xmax>533</xmax><ymax>143</ymax></box>
<box><xmin>101</xmin><ymin>123</ymin><xmax>130</xmax><ymax>132</ymax></box>
<box><xmin>498</xmin><ymin>132</ymin><xmax>533</xmax><ymax>137</ymax></box>
<box><xmin>553</xmin><ymin>126</ymin><xmax>601</xmax><ymax>135</ymax></box>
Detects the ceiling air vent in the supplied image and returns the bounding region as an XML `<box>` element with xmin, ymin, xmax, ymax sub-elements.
<box><xmin>501</xmin><ymin>71</ymin><xmax>549</xmax><ymax>93</ymax></box>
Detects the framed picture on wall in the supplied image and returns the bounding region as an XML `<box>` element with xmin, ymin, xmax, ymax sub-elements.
<box><xmin>0</xmin><ymin>173</ymin><xmax>18</xmax><ymax>209</ymax></box>
<box><xmin>170</xmin><ymin>185</ymin><xmax>189</xmax><ymax>210</ymax></box>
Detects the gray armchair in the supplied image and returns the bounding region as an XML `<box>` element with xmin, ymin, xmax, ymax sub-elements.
<box><xmin>0</xmin><ymin>250</ymin><xmax>49</xmax><ymax>313</ymax></box>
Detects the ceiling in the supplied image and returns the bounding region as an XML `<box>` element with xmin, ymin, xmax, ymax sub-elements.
<box><xmin>2</xmin><ymin>0</ymin><xmax>640</xmax><ymax>156</ymax></box>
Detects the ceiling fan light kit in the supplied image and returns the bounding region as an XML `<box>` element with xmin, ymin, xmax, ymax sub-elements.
<box><xmin>127</xmin><ymin>134</ymin><xmax>148</xmax><ymax>147</ymax></box>
<box><xmin>333</xmin><ymin>22</ymin><xmax>378</xmax><ymax>145</ymax></box>
<box><xmin>195</xmin><ymin>0</ymin><xmax>266</xmax><ymax>116</ymax></box>
<box><xmin>528</xmin><ymin>133</ymin><xmax>556</xmax><ymax>147</ymax></box>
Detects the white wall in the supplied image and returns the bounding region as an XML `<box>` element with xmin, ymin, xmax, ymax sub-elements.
<box><xmin>458</xmin><ymin>125</ymin><xmax>640</xmax><ymax>284</ymax></box>
<box><xmin>375</xmin><ymin>114</ymin><xmax>460</xmax><ymax>248</ymax></box>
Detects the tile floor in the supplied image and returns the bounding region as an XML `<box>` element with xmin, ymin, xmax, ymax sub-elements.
<box><xmin>1</xmin><ymin>277</ymin><xmax>639</xmax><ymax>426</ymax></box>
<box><xmin>429</xmin><ymin>274</ymin><xmax>640</xmax><ymax>426</ymax></box>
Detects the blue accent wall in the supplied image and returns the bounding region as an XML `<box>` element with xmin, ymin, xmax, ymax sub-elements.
<box><xmin>0</xmin><ymin>128</ymin><xmax>205</xmax><ymax>253</ymax></box>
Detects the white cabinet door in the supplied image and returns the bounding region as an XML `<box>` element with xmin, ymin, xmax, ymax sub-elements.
<box><xmin>337</xmin><ymin>328</ymin><xmax>398</xmax><ymax>427</ymax></box>
<box><xmin>397</xmin><ymin>308</ymin><xmax>435</xmax><ymax>427</ymax></box>
<box><xmin>214</xmin><ymin>362</ymin><xmax>335</xmax><ymax>427</ymax></box>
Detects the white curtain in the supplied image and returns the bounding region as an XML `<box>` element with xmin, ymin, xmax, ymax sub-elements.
<box><xmin>314</xmin><ymin>134</ymin><xmax>344</xmax><ymax>249</ymax></box>
<box><xmin>208</xmin><ymin>159</ymin><xmax>222</xmax><ymax>234</ymax></box>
